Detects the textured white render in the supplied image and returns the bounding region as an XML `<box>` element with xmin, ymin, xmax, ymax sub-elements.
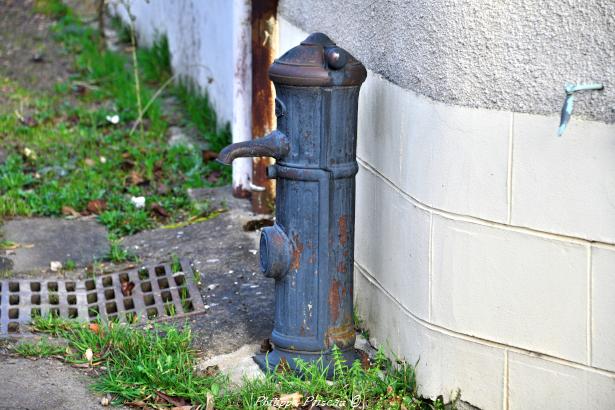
<box><xmin>278</xmin><ymin>0</ymin><xmax>615</xmax><ymax>124</ymax></box>
<box><xmin>279</xmin><ymin>16</ymin><xmax>615</xmax><ymax>410</ymax></box>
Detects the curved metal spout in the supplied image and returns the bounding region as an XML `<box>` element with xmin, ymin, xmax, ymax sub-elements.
<box><xmin>217</xmin><ymin>130</ymin><xmax>290</xmax><ymax>165</ymax></box>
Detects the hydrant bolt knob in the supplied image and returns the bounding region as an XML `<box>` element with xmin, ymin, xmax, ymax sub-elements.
<box><xmin>325</xmin><ymin>47</ymin><xmax>347</xmax><ymax>70</ymax></box>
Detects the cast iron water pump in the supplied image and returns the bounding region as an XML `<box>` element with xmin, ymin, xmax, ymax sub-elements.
<box><xmin>219</xmin><ymin>33</ymin><xmax>366</xmax><ymax>372</ymax></box>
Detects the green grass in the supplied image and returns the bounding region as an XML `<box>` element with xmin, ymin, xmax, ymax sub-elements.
<box><xmin>105</xmin><ymin>236</ymin><xmax>137</xmax><ymax>263</ymax></box>
<box><xmin>64</xmin><ymin>258</ymin><xmax>77</xmax><ymax>270</ymax></box>
<box><xmin>0</xmin><ymin>6</ymin><xmax>231</xmax><ymax>237</ymax></box>
<box><xmin>139</xmin><ymin>35</ymin><xmax>172</xmax><ymax>84</ymax></box>
<box><xmin>353</xmin><ymin>306</ymin><xmax>371</xmax><ymax>340</ymax></box>
<box><xmin>14</xmin><ymin>338</ymin><xmax>66</xmax><ymax>358</ymax></box>
<box><xmin>18</xmin><ymin>315</ymin><xmax>450</xmax><ymax>409</ymax></box>
<box><xmin>173</xmin><ymin>81</ymin><xmax>232</xmax><ymax>153</ymax></box>
<box><xmin>34</xmin><ymin>0</ymin><xmax>71</xmax><ymax>19</ymax></box>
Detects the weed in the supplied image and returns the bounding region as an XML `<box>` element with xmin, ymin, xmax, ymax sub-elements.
<box><xmin>29</xmin><ymin>316</ymin><xmax>227</xmax><ymax>406</ymax></box>
<box><xmin>171</xmin><ymin>254</ymin><xmax>182</xmax><ymax>273</ymax></box>
<box><xmin>139</xmin><ymin>35</ymin><xmax>172</xmax><ymax>84</ymax></box>
<box><xmin>353</xmin><ymin>306</ymin><xmax>370</xmax><ymax>340</ymax></box>
<box><xmin>22</xmin><ymin>315</ymin><xmax>450</xmax><ymax>409</ymax></box>
<box><xmin>109</xmin><ymin>15</ymin><xmax>132</xmax><ymax>45</ymax></box>
<box><xmin>14</xmin><ymin>338</ymin><xmax>66</xmax><ymax>358</ymax></box>
<box><xmin>34</xmin><ymin>0</ymin><xmax>70</xmax><ymax>18</ymax></box>
<box><xmin>173</xmin><ymin>81</ymin><xmax>231</xmax><ymax>153</ymax></box>
<box><xmin>64</xmin><ymin>258</ymin><xmax>77</xmax><ymax>271</ymax></box>
<box><xmin>105</xmin><ymin>237</ymin><xmax>137</xmax><ymax>263</ymax></box>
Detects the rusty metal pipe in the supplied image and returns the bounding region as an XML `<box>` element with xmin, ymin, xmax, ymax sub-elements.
<box><xmin>217</xmin><ymin>130</ymin><xmax>289</xmax><ymax>165</ymax></box>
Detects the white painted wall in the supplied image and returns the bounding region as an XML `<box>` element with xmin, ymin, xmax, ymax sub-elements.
<box><xmin>111</xmin><ymin>0</ymin><xmax>253</xmax><ymax>193</ymax></box>
<box><xmin>279</xmin><ymin>17</ymin><xmax>615</xmax><ymax>410</ymax></box>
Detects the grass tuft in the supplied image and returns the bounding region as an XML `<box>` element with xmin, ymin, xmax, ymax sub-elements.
<box><xmin>34</xmin><ymin>0</ymin><xmax>71</xmax><ymax>19</ymax></box>
<box><xmin>18</xmin><ymin>315</ymin><xmax>450</xmax><ymax>409</ymax></box>
<box><xmin>14</xmin><ymin>338</ymin><xmax>66</xmax><ymax>358</ymax></box>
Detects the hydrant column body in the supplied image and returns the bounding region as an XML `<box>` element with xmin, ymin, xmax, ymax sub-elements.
<box><xmin>218</xmin><ymin>33</ymin><xmax>366</xmax><ymax>372</ymax></box>
<box><xmin>266</xmin><ymin>84</ymin><xmax>361</xmax><ymax>366</ymax></box>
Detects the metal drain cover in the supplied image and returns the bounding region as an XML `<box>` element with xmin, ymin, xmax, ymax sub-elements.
<box><xmin>0</xmin><ymin>260</ymin><xmax>205</xmax><ymax>336</ymax></box>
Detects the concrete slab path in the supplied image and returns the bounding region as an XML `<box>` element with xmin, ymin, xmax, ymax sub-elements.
<box><xmin>1</xmin><ymin>218</ymin><xmax>109</xmax><ymax>274</ymax></box>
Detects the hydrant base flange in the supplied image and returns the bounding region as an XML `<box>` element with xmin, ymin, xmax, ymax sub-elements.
<box><xmin>253</xmin><ymin>346</ymin><xmax>360</xmax><ymax>378</ymax></box>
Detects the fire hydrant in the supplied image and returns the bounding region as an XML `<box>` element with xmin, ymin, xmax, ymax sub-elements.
<box><xmin>218</xmin><ymin>33</ymin><xmax>366</xmax><ymax>373</ymax></box>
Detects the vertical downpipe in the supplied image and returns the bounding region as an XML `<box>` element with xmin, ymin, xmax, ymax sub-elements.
<box><xmin>251</xmin><ymin>0</ymin><xmax>279</xmax><ymax>213</ymax></box>
<box><xmin>231</xmin><ymin>0</ymin><xmax>252</xmax><ymax>198</ymax></box>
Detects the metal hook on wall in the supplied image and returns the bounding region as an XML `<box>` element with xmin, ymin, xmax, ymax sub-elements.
<box><xmin>557</xmin><ymin>83</ymin><xmax>604</xmax><ymax>137</ymax></box>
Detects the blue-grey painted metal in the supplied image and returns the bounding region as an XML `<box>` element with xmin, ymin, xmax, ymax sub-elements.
<box><xmin>557</xmin><ymin>83</ymin><xmax>604</xmax><ymax>137</ymax></box>
<box><xmin>218</xmin><ymin>33</ymin><xmax>366</xmax><ymax>373</ymax></box>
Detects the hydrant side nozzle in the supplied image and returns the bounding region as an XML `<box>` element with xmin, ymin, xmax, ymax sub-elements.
<box><xmin>217</xmin><ymin>130</ymin><xmax>289</xmax><ymax>165</ymax></box>
<box><xmin>260</xmin><ymin>224</ymin><xmax>292</xmax><ymax>279</ymax></box>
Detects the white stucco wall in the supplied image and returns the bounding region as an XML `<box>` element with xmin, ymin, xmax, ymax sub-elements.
<box><xmin>112</xmin><ymin>0</ymin><xmax>234</xmax><ymax>124</ymax></box>
<box><xmin>280</xmin><ymin>17</ymin><xmax>615</xmax><ymax>410</ymax></box>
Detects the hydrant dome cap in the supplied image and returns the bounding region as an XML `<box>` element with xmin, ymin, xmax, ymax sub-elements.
<box><xmin>269</xmin><ymin>33</ymin><xmax>367</xmax><ymax>87</ymax></box>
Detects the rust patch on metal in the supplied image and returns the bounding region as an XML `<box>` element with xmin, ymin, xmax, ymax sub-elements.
<box><xmin>233</xmin><ymin>185</ymin><xmax>251</xmax><ymax>199</ymax></box>
<box><xmin>251</xmin><ymin>0</ymin><xmax>278</xmax><ymax>214</ymax></box>
<box><xmin>328</xmin><ymin>279</ymin><xmax>341</xmax><ymax>322</ymax></box>
<box><xmin>290</xmin><ymin>234</ymin><xmax>304</xmax><ymax>271</ymax></box>
<box><xmin>325</xmin><ymin>322</ymin><xmax>355</xmax><ymax>348</ymax></box>
<box><xmin>337</xmin><ymin>261</ymin><xmax>346</xmax><ymax>273</ymax></box>
<box><xmin>338</xmin><ymin>215</ymin><xmax>348</xmax><ymax>245</ymax></box>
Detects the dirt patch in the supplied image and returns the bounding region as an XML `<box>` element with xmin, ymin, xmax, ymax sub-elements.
<box><xmin>0</xmin><ymin>0</ymin><xmax>73</xmax><ymax>96</ymax></box>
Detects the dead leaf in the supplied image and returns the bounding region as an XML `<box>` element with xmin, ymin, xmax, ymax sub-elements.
<box><xmin>84</xmin><ymin>158</ymin><xmax>95</xmax><ymax>167</ymax></box>
<box><xmin>358</xmin><ymin>350</ymin><xmax>371</xmax><ymax>370</ymax></box>
<box><xmin>279</xmin><ymin>392</ymin><xmax>303</xmax><ymax>407</ymax></box>
<box><xmin>276</xmin><ymin>357</ymin><xmax>290</xmax><ymax>374</ymax></box>
<box><xmin>151</xmin><ymin>203</ymin><xmax>170</xmax><ymax>218</ymax></box>
<box><xmin>156</xmin><ymin>183</ymin><xmax>169</xmax><ymax>195</ymax></box>
<box><xmin>206</xmin><ymin>393</ymin><xmax>214</xmax><ymax>410</ymax></box>
<box><xmin>206</xmin><ymin>170</ymin><xmax>221</xmax><ymax>183</ymax></box>
<box><xmin>89</xmin><ymin>323</ymin><xmax>100</xmax><ymax>334</ymax></box>
<box><xmin>62</xmin><ymin>205</ymin><xmax>81</xmax><ymax>217</ymax></box>
<box><xmin>155</xmin><ymin>391</ymin><xmax>189</xmax><ymax>407</ymax></box>
<box><xmin>121</xmin><ymin>280</ymin><xmax>135</xmax><ymax>297</ymax></box>
<box><xmin>171</xmin><ymin>407</ymin><xmax>193</xmax><ymax>410</ymax></box>
<box><xmin>125</xmin><ymin>400</ymin><xmax>147</xmax><ymax>408</ymax></box>
<box><xmin>129</xmin><ymin>170</ymin><xmax>146</xmax><ymax>186</ymax></box>
<box><xmin>120</xmin><ymin>159</ymin><xmax>136</xmax><ymax>171</ymax></box>
<box><xmin>202</xmin><ymin>150</ymin><xmax>218</xmax><ymax>163</ymax></box>
<box><xmin>87</xmin><ymin>199</ymin><xmax>107</xmax><ymax>215</ymax></box>
<box><xmin>20</xmin><ymin>116</ymin><xmax>38</xmax><ymax>127</ymax></box>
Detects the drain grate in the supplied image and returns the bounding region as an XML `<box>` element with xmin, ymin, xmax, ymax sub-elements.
<box><xmin>0</xmin><ymin>260</ymin><xmax>205</xmax><ymax>336</ymax></box>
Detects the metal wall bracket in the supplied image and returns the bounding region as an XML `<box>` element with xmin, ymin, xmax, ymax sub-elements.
<box><xmin>558</xmin><ymin>83</ymin><xmax>604</xmax><ymax>137</ymax></box>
